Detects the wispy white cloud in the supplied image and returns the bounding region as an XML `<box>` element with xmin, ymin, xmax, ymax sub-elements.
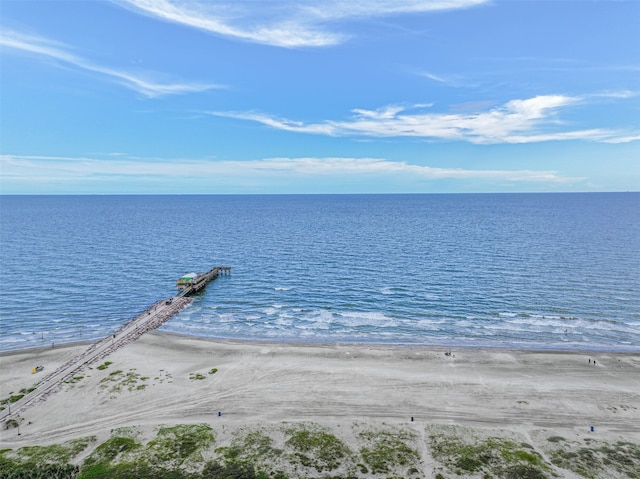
<box><xmin>210</xmin><ymin>95</ymin><xmax>640</xmax><ymax>144</ymax></box>
<box><xmin>241</xmin><ymin>157</ymin><xmax>580</xmax><ymax>184</ymax></box>
<box><xmin>0</xmin><ymin>154</ymin><xmax>583</xmax><ymax>186</ymax></box>
<box><xmin>113</xmin><ymin>0</ymin><xmax>488</xmax><ymax>48</ymax></box>
<box><xmin>421</xmin><ymin>71</ymin><xmax>447</xmax><ymax>83</ymax></box>
<box><xmin>0</xmin><ymin>29</ymin><xmax>221</xmax><ymax>97</ymax></box>
<box><xmin>351</xmin><ymin>105</ymin><xmax>409</xmax><ymax>120</ymax></box>
<box><xmin>591</xmin><ymin>90</ymin><xmax>639</xmax><ymax>99</ymax></box>
<box><xmin>299</xmin><ymin>0</ymin><xmax>489</xmax><ymax>20</ymax></box>
<box><xmin>418</xmin><ymin>71</ymin><xmax>474</xmax><ymax>88</ymax></box>
<box><xmin>599</xmin><ymin>133</ymin><xmax>640</xmax><ymax>144</ymax></box>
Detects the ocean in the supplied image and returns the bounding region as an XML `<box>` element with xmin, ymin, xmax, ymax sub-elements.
<box><xmin>0</xmin><ymin>193</ymin><xmax>638</xmax><ymax>352</ymax></box>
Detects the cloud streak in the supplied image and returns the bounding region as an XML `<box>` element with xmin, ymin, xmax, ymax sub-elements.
<box><xmin>0</xmin><ymin>29</ymin><xmax>220</xmax><ymax>97</ymax></box>
<box><xmin>1</xmin><ymin>154</ymin><xmax>583</xmax><ymax>186</ymax></box>
<box><xmin>211</xmin><ymin>95</ymin><xmax>639</xmax><ymax>144</ymax></box>
<box><xmin>113</xmin><ymin>0</ymin><xmax>488</xmax><ymax>48</ymax></box>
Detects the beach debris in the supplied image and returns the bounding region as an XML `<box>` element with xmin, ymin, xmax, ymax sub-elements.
<box><xmin>32</xmin><ymin>365</ymin><xmax>44</xmax><ymax>374</ymax></box>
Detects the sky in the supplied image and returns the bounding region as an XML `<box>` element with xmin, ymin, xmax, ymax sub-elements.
<box><xmin>1</xmin><ymin>0</ymin><xmax>639</xmax><ymax>194</ymax></box>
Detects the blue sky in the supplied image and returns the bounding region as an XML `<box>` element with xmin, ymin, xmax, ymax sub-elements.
<box><xmin>1</xmin><ymin>0</ymin><xmax>639</xmax><ymax>194</ymax></box>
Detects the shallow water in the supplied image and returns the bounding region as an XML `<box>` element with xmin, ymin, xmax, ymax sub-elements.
<box><xmin>1</xmin><ymin>193</ymin><xmax>638</xmax><ymax>351</ymax></box>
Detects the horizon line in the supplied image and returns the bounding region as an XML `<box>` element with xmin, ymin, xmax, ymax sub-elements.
<box><xmin>2</xmin><ymin>191</ymin><xmax>638</xmax><ymax>196</ymax></box>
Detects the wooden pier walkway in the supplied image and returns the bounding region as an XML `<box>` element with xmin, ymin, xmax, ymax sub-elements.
<box><xmin>0</xmin><ymin>266</ymin><xmax>230</xmax><ymax>421</ymax></box>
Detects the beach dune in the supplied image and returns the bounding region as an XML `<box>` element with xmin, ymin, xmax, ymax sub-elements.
<box><xmin>1</xmin><ymin>332</ymin><xmax>638</xmax><ymax>477</ymax></box>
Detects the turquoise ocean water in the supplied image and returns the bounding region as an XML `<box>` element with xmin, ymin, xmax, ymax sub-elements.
<box><xmin>0</xmin><ymin>194</ymin><xmax>638</xmax><ymax>352</ymax></box>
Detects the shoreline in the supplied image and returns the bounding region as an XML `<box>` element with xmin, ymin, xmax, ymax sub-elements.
<box><xmin>1</xmin><ymin>330</ymin><xmax>638</xmax><ymax>357</ymax></box>
<box><xmin>157</xmin><ymin>330</ymin><xmax>640</xmax><ymax>355</ymax></box>
<box><xmin>0</xmin><ymin>339</ymin><xmax>95</xmax><ymax>358</ymax></box>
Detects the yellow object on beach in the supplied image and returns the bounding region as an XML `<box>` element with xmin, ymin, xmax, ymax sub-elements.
<box><xmin>32</xmin><ymin>367</ymin><xmax>37</xmax><ymax>374</ymax></box>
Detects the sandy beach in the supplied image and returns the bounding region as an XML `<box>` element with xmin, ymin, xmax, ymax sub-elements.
<box><xmin>1</xmin><ymin>332</ymin><xmax>639</xmax><ymax>477</ymax></box>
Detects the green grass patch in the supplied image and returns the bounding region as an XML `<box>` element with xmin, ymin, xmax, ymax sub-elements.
<box><xmin>202</xmin><ymin>460</ymin><xmax>269</xmax><ymax>479</ymax></box>
<box><xmin>3</xmin><ymin>418</ymin><xmax>20</xmax><ymax>430</ymax></box>
<box><xmin>10</xmin><ymin>437</ymin><xmax>95</xmax><ymax>466</ymax></box>
<box><xmin>218</xmin><ymin>428</ymin><xmax>282</xmax><ymax>465</ymax></box>
<box><xmin>357</xmin><ymin>424</ymin><xmax>419</xmax><ymax>475</ymax></box>
<box><xmin>111</xmin><ymin>426</ymin><xmax>142</xmax><ymax>439</ymax></box>
<box><xmin>153</xmin><ymin>370</ymin><xmax>173</xmax><ymax>384</ymax></box>
<box><xmin>189</xmin><ymin>372</ymin><xmax>206</xmax><ymax>380</ymax></box>
<box><xmin>79</xmin><ymin>461</ymin><xmax>197</xmax><ymax>479</ymax></box>
<box><xmin>284</xmin><ymin>423</ymin><xmax>351</xmax><ymax>473</ymax></box>
<box><xmin>83</xmin><ymin>436</ymin><xmax>142</xmax><ymax>468</ymax></box>
<box><xmin>548</xmin><ymin>439</ymin><xmax>640</xmax><ymax>479</ymax></box>
<box><xmin>96</xmin><ymin>361</ymin><xmax>112</xmax><ymax>370</ymax></box>
<box><xmin>99</xmin><ymin>368</ymin><xmax>148</xmax><ymax>394</ymax></box>
<box><xmin>547</xmin><ymin>436</ymin><xmax>566</xmax><ymax>443</ymax></box>
<box><xmin>146</xmin><ymin>424</ymin><xmax>215</xmax><ymax>467</ymax></box>
<box><xmin>209</xmin><ymin>368</ymin><xmax>218</xmax><ymax>375</ymax></box>
<box><xmin>65</xmin><ymin>375</ymin><xmax>85</xmax><ymax>384</ymax></box>
<box><xmin>429</xmin><ymin>426</ymin><xmax>553</xmax><ymax>478</ymax></box>
<box><xmin>0</xmin><ymin>457</ymin><xmax>79</xmax><ymax>479</ymax></box>
<box><xmin>80</xmin><ymin>424</ymin><xmax>216</xmax><ymax>476</ymax></box>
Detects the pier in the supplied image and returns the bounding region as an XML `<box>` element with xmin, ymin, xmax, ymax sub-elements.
<box><xmin>0</xmin><ymin>266</ymin><xmax>230</xmax><ymax>421</ymax></box>
<box><xmin>177</xmin><ymin>266</ymin><xmax>231</xmax><ymax>296</ymax></box>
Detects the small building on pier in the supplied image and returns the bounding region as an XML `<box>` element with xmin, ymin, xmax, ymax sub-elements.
<box><xmin>176</xmin><ymin>272</ymin><xmax>208</xmax><ymax>292</ymax></box>
<box><xmin>177</xmin><ymin>266</ymin><xmax>230</xmax><ymax>295</ymax></box>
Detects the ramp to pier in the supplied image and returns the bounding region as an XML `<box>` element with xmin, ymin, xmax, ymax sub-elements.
<box><xmin>0</xmin><ymin>266</ymin><xmax>230</xmax><ymax>421</ymax></box>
